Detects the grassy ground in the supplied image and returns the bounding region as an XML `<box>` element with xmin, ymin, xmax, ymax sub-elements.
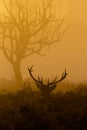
<box><xmin>0</xmin><ymin>79</ymin><xmax>87</xmax><ymax>130</ymax></box>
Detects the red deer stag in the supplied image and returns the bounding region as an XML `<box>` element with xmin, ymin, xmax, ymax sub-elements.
<box><xmin>28</xmin><ymin>66</ymin><xmax>67</xmax><ymax>101</ymax></box>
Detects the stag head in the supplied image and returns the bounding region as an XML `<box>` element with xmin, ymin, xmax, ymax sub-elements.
<box><xmin>28</xmin><ymin>66</ymin><xmax>68</xmax><ymax>92</ymax></box>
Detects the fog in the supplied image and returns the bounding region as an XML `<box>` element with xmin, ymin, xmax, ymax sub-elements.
<box><xmin>0</xmin><ymin>0</ymin><xmax>87</xmax><ymax>83</ymax></box>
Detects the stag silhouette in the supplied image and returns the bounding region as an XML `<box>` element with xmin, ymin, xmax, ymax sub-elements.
<box><xmin>28</xmin><ymin>66</ymin><xmax>68</xmax><ymax>101</ymax></box>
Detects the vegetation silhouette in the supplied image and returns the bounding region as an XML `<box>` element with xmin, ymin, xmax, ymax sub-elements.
<box><xmin>0</xmin><ymin>0</ymin><xmax>68</xmax><ymax>85</ymax></box>
<box><xmin>0</xmin><ymin>79</ymin><xmax>87</xmax><ymax>130</ymax></box>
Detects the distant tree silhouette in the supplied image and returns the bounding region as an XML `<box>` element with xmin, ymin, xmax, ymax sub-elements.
<box><xmin>0</xmin><ymin>0</ymin><xmax>68</xmax><ymax>85</ymax></box>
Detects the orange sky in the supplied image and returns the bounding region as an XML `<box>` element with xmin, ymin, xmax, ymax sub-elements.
<box><xmin>0</xmin><ymin>0</ymin><xmax>87</xmax><ymax>83</ymax></box>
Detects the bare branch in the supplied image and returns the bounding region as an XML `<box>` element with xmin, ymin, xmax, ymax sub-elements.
<box><xmin>3</xmin><ymin>0</ymin><xmax>16</xmax><ymax>22</ymax></box>
<box><xmin>0</xmin><ymin>0</ymin><xmax>68</xmax><ymax>67</ymax></box>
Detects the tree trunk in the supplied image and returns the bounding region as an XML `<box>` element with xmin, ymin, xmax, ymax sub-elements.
<box><xmin>12</xmin><ymin>62</ymin><xmax>23</xmax><ymax>86</ymax></box>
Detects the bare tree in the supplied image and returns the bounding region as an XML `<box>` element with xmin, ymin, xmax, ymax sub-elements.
<box><xmin>0</xmin><ymin>0</ymin><xmax>67</xmax><ymax>85</ymax></box>
<box><xmin>28</xmin><ymin>66</ymin><xmax>67</xmax><ymax>101</ymax></box>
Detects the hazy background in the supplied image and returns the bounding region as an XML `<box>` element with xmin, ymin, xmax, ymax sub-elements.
<box><xmin>0</xmin><ymin>0</ymin><xmax>87</xmax><ymax>83</ymax></box>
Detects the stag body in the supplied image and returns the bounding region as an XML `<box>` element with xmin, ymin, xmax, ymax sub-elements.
<box><xmin>28</xmin><ymin>66</ymin><xmax>67</xmax><ymax>101</ymax></box>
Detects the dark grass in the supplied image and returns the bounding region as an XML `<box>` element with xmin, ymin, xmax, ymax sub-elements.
<box><xmin>0</xmin><ymin>80</ymin><xmax>87</xmax><ymax>130</ymax></box>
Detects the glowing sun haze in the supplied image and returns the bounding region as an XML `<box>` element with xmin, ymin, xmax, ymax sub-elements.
<box><xmin>0</xmin><ymin>0</ymin><xmax>87</xmax><ymax>83</ymax></box>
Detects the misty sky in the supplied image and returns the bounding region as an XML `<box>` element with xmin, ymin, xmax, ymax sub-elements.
<box><xmin>0</xmin><ymin>0</ymin><xmax>87</xmax><ymax>83</ymax></box>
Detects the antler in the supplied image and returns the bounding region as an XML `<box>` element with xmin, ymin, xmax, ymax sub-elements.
<box><xmin>28</xmin><ymin>66</ymin><xmax>68</xmax><ymax>87</ymax></box>
<box><xmin>49</xmin><ymin>69</ymin><xmax>68</xmax><ymax>85</ymax></box>
<box><xmin>28</xmin><ymin>66</ymin><xmax>44</xmax><ymax>85</ymax></box>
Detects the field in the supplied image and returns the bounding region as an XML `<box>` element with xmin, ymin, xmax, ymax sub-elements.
<box><xmin>0</xmin><ymin>79</ymin><xmax>87</xmax><ymax>130</ymax></box>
